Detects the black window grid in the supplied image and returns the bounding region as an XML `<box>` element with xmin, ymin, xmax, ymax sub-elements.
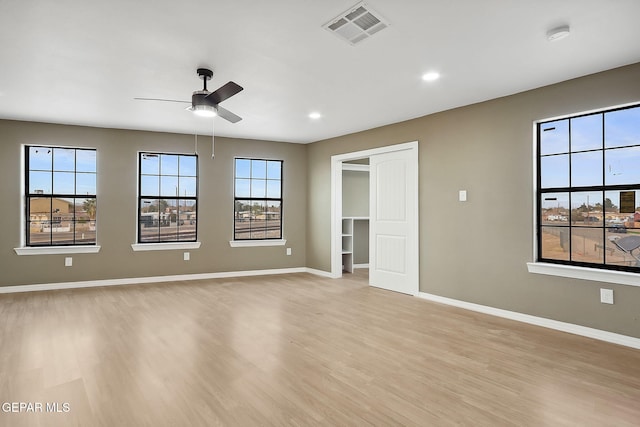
<box><xmin>536</xmin><ymin>104</ymin><xmax>640</xmax><ymax>272</ymax></box>
<box><xmin>24</xmin><ymin>146</ymin><xmax>97</xmax><ymax>246</ymax></box>
<box><xmin>233</xmin><ymin>158</ymin><xmax>283</xmax><ymax>240</ymax></box>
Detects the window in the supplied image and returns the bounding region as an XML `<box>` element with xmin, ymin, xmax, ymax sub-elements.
<box><xmin>537</xmin><ymin>104</ymin><xmax>640</xmax><ymax>272</ymax></box>
<box><xmin>234</xmin><ymin>158</ymin><xmax>283</xmax><ymax>240</ymax></box>
<box><xmin>25</xmin><ymin>146</ymin><xmax>97</xmax><ymax>246</ymax></box>
<box><xmin>138</xmin><ymin>153</ymin><xmax>198</xmax><ymax>243</ymax></box>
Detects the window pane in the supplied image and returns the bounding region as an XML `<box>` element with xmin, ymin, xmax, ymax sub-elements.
<box><xmin>53</xmin><ymin>148</ymin><xmax>75</xmax><ymax>171</ymax></box>
<box><xmin>250</xmin><ymin>200</ymin><xmax>267</xmax><ymax>238</ymax></box>
<box><xmin>571</xmin><ymin>227</ymin><xmax>604</xmax><ymax>264</ymax></box>
<box><xmin>179</xmin><ymin>155</ymin><xmax>197</xmax><ymax>177</ymax></box>
<box><xmin>178</xmin><ymin>201</ymin><xmax>196</xmax><ymax>242</ymax></box>
<box><xmin>53</xmin><ymin>171</ymin><xmax>75</xmax><ymax>194</ymax></box>
<box><xmin>606</xmin><ymin>233</ymin><xmax>640</xmax><ymax>268</ymax></box>
<box><xmin>157</xmin><ymin>199</ymin><xmax>177</xmax><ymax>242</ymax></box>
<box><xmin>571</xmin><ymin>114</ymin><xmax>602</xmax><ymax>152</ymax></box>
<box><xmin>76</xmin><ymin>149</ymin><xmax>96</xmax><ymax>173</ymax></box>
<box><xmin>540</xmin><ymin>226</ymin><xmax>569</xmax><ymax>261</ymax></box>
<box><xmin>161</xmin><ymin>154</ymin><xmax>179</xmax><ymax>175</ymax></box>
<box><xmin>266</xmin><ymin>201</ymin><xmax>281</xmax><ymax>238</ymax></box>
<box><xmin>179</xmin><ymin>177</ymin><xmax>197</xmax><ymax>197</ymax></box>
<box><xmin>160</xmin><ymin>176</ymin><xmax>179</xmax><ymax>197</ymax></box>
<box><xmin>76</xmin><ymin>172</ymin><xmax>96</xmax><ymax>195</ymax></box>
<box><xmin>51</xmin><ymin>198</ymin><xmax>75</xmax><ymax>245</ymax></box>
<box><xmin>605</xmin><ymin>106</ymin><xmax>640</xmax><ymax>148</ymax></box>
<box><xmin>76</xmin><ymin>198</ymin><xmax>97</xmax><ymax>243</ymax></box>
<box><xmin>251</xmin><ymin>160</ymin><xmax>267</xmax><ymax>179</ymax></box>
<box><xmin>29</xmin><ymin>171</ymin><xmax>51</xmax><ymax>194</ymax></box>
<box><xmin>540</xmin><ymin>120</ymin><xmax>569</xmax><ymax>155</ymax></box>
<box><xmin>141</xmin><ymin>175</ymin><xmax>159</xmax><ymax>196</ymax></box>
<box><xmin>541</xmin><ymin>192</ymin><xmax>569</xmax><ymax>226</ymax></box>
<box><xmin>234</xmin><ymin>199</ymin><xmax>251</xmax><ymax>239</ymax></box>
<box><xmin>571</xmin><ymin>151</ymin><xmax>602</xmax><ymax>187</ymax></box>
<box><xmin>251</xmin><ymin>179</ymin><xmax>266</xmax><ymax>198</ymax></box>
<box><xmin>235</xmin><ymin>179</ymin><xmax>250</xmax><ymax>197</ymax></box>
<box><xmin>236</xmin><ymin>159</ymin><xmax>251</xmax><ymax>178</ymax></box>
<box><xmin>29</xmin><ymin>146</ymin><xmax>52</xmax><ymax>170</ymax></box>
<box><xmin>77</xmin><ymin>198</ymin><xmax>97</xmax><ymax>221</ymax></box>
<box><xmin>139</xmin><ymin>199</ymin><xmax>159</xmax><ymax>242</ymax></box>
<box><xmin>267</xmin><ymin>161</ymin><xmax>282</xmax><ymax>179</ymax></box>
<box><xmin>141</xmin><ymin>153</ymin><xmax>159</xmax><ymax>175</ymax></box>
<box><xmin>540</xmin><ymin>154</ymin><xmax>569</xmax><ymax>188</ymax></box>
<box><xmin>571</xmin><ymin>191</ymin><xmax>602</xmax><ymax>227</ymax></box>
<box><xmin>605</xmin><ymin>147</ymin><xmax>640</xmax><ymax>185</ymax></box>
<box><xmin>605</xmin><ymin>190</ymin><xmax>640</xmax><ymax>229</ymax></box>
<box><xmin>28</xmin><ymin>198</ymin><xmax>52</xmax><ymax>245</ymax></box>
<box><xmin>267</xmin><ymin>180</ymin><xmax>281</xmax><ymax>198</ymax></box>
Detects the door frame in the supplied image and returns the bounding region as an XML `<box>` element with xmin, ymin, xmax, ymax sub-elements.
<box><xmin>330</xmin><ymin>141</ymin><xmax>419</xmax><ymax>284</ymax></box>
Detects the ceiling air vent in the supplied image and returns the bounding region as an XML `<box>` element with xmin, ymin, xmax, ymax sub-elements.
<box><xmin>323</xmin><ymin>2</ymin><xmax>389</xmax><ymax>46</ymax></box>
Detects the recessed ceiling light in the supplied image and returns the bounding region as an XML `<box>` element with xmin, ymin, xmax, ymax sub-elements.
<box><xmin>547</xmin><ymin>25</ymin><xmax>570</xmax><ymax>42</ymax></box>
<box><xmin>309</xmin><ymin>112</ymin><xmax>322</xmax><ymax>119</ymax></box>
<box><xmin>422</xmin><ymin>72</ymin><xmax>440</xmax><ymax>82</ymax></box>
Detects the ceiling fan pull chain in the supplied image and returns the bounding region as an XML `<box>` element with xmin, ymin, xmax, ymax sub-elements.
<box><xmin>194</xmin><ymin>132</ymin><xmax>198</xmax><ymax>155</ymax></box>
<box><xmin>211</xmin><ymin>118</ymin><xmax>215</xmax><ymax>159</ymax></box>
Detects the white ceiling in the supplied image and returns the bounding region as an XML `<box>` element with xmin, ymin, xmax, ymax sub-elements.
<box><xmin>1</xmin><ymin>0</ymin><xmax>639</xmax><ymax>144</ymax></box>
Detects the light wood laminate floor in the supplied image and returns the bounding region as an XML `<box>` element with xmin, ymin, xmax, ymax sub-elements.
<box><xmin>1</xmin><ymin>271</ymin><xmax>639</xmax><ymax>426</ymax></box>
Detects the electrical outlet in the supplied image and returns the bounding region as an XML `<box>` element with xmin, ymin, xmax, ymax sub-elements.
<box><xmin>286</xmin><ymin>248</ymin><xmax>292</xmax><ymax>256</ymax></box>
<box><xmin>183</xmin><ymin>252</ymin><xmax>190</xmax><ymax>261</ymax></box>
<box><xmin>600</xmin><ymin>288</ymin><xmax>614</xmax><ymax>304</ymax></box>
<box><xmin>65</xmin><ymin>257</ymin><xmax>72</xmax><ymax>267</ymax></box>
<box><xmin>459</xmin><ymin>190</ymin><xmax>467</xmax><ymax>202</ymax></box>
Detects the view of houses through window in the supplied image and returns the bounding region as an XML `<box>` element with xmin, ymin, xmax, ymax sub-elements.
<box><xmin>138</xmin><ymin>152</ymin><xmax>198</xmax><ymax>243</ymax></box>
<box><xmin>26</xmin><ymin>146</ymin><xmax>97</xmax><ymax>246</ymax></box>
<box><xmin>538</xmin><ymin>104</ymin><xmax>640</xmax><ymax>271</ymax></box>
<box><xmin>234</xmin><ymin>158</ymin><xmax>283</xmax><ymax>240</ymax></box>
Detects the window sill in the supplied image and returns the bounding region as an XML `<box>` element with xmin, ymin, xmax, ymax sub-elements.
<box><xmin>527</xmin><ymin>262</ymin><xmax>640</xmax><ymax>287</ymax></box>
<box><xmin>14</xmin><ymin>246</ymin><xmax>101</xmax><ymax>256</ymax></box>
<box><xmin>131</xmin><ymin>242</ymin><xmax>201</xmax><ymax>252</ymax></box>
<box><xmin>229</xmin><ymin>239</ymin><xmax>287</xmax><ymax>248</ymax></box>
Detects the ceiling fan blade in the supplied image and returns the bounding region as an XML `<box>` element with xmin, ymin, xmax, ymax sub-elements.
<box><xmin>134</xmin><ymin>97</ymin><xmax>190</xmax><ymax>104</ymax></box>
<box><xmin>204</xmin><ymin>81</ymin><xmax>243</xmax><ymax>105</ymax></box>
<box><xmin>216</xmin><ymin>105</ymin><xmax>242</xmax><ymax>123</ymax></box>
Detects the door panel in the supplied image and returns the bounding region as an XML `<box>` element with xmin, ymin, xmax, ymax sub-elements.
<box><xmin>369</xmin><ymin>148</ymin><xmax>418</xmax><ymax>295</ymax></box>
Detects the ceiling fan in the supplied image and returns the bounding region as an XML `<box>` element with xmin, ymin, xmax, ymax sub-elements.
<box><xmin>135</xmin><ymin>68</ymin><xmax>244</xmax><ymax>123</ymax></box>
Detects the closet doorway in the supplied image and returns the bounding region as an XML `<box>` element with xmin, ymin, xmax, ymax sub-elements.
<box><xmin>330</xmin><ymin>141</ymin><xmax>419</xmax><ymax>295</ymax></box>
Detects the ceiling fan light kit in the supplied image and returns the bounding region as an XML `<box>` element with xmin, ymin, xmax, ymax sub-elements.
<box><xmin>191</xmin><ymin>104</ymin><xmax>217</xmax><ymax>118</ymax></box>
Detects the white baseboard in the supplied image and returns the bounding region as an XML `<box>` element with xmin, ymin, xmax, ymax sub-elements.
<box><xmin>305</xmin><ymin>268</ymin><xmax>336</xmax><ymax>278</ymax></box>
<box><xmin>417</xmin><ymin>292</ymin><xmax>640</xmax><ymax>350</ymax></box>
<box><xmin>353</xmin><ymin>263</ymin><xmax>370</xmax><ymax>269</ymax></box>
<box><xmin>0</xmin><ymin>267</ymin><xmax>331</xmax><ymax>294</ymax></box>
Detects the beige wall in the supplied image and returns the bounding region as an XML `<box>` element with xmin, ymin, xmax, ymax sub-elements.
<box><xmin>342</xmin><ymin>170</ymin><xmax>369</xmax><ymax>217</ymax></box>
<box><xmin>0</xmin><ymin>121</ymin><xmax>307</xmax><ymax>286</ymax></box>
<box><xmin>307</xmin><ymin>62</ymin><xmax>640</xmax><ymax>338</ymax></box>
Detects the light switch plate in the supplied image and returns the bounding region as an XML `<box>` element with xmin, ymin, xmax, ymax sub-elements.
<box><xmin>459</xmin><ymin>190</ymin><xmax>467</xmax><ymax>202</ymax></box>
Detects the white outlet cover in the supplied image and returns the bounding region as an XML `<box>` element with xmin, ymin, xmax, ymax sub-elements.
<box><xmin>65</xmin><ymin>257</ymin><xmax>72</xmax><ymax>267</ymax></box>
<box><xmin>184</xmin><ymin>252</ymin><xmax>190</xmax><ymax>261</ymax></box>
<box><xmin>286</xmin><ymin>248</ymin><xmax>292</xmax><ymax>256</ymax></box>
<box><xmin>600</xmin><ymin>288</ymin><xmax>614</xmax><ymax>304</ymax></box>
<box><xmin>459</xmin><ymin>190</ymin><xmax>467</xmax><ymax>202</ymax></box>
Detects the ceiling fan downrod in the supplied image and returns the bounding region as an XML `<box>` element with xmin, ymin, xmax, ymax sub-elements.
<box><xmin>197</xmin><ymin>68</ymin><xmax>214</xmax><ymax>92</ymax></box>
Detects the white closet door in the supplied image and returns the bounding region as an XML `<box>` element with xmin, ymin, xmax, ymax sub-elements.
<box><xmin>369</xmin><ymin>148</ymin><xmax>418</xmax><ymax>295</ymax></box>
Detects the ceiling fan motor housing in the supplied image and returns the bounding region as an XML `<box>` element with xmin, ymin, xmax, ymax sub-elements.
<box><xmin>192</xmin><ymin>91</ymin><xmax>215</xmax><ymax>108</ymax></box>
